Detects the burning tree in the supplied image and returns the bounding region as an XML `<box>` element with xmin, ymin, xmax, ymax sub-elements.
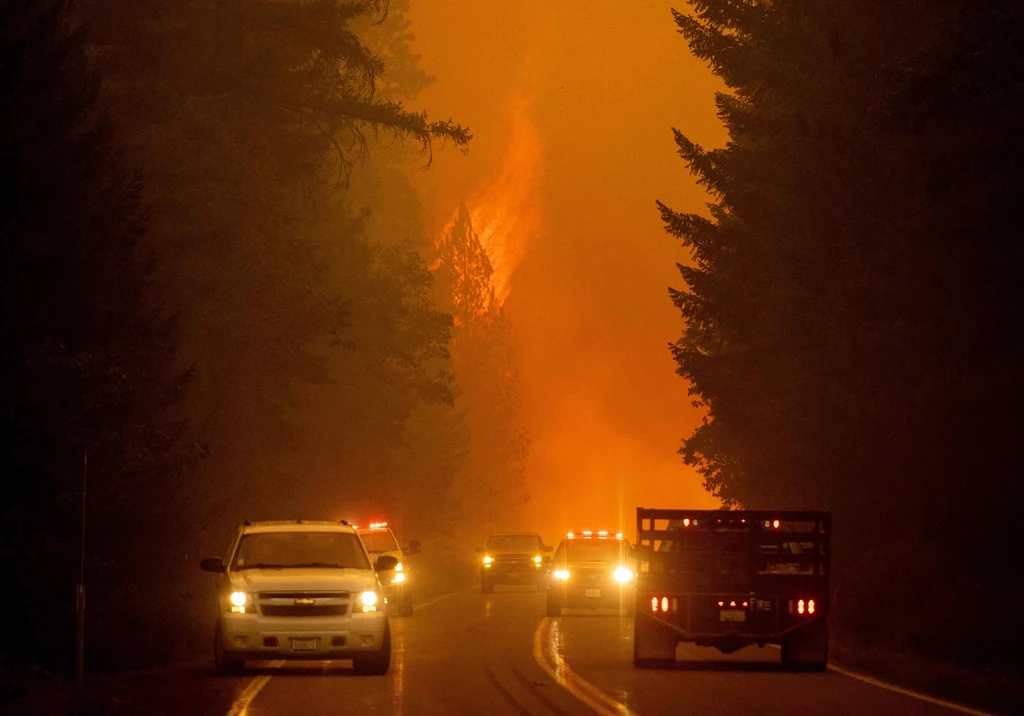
<box><xmin>434</xmin><ymin>203</ymin><xmax>529</xmax><ymax>536</ymax></box>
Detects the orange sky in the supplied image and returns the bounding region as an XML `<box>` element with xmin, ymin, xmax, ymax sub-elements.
<box><xmin>408</xmin><ymin>1</ymin><xmax>727</xmax><ymax>537</ymax></box>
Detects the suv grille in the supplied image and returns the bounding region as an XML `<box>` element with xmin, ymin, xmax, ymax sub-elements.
<box><xmin>258</xmin><ymin>591</ymin><xmax>350</xmax><ymax>617</ymax></box>
<box><xmin>261</xmin><ymin>604</ymin><xmax>347</xmax><ymax>617</ymax></box>
<box><xmin>258</xmin><ymin>591</ymin><xmax>349</xmax><ymax>599</ymax></box>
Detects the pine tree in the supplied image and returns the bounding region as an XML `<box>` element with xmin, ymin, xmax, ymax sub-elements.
<box><xmin>435</xmin><ymin>202</ymin><xmax>497</xmax><ymax>325</ymax></box>
<box><xmin>662</xmin><ymin>0</ymin><xmax>1023</xmax><ymax>667</ymax></box>
<box><xmin>0</xmin><ymin>0</ymin><xmax>194</xmax><ymax>670</ymax></box>
<box><xmin>76</xmin><ymin>0</ymin><xmax>472</xmax><ymax>522</ymax></box>
<box><xmin>432</xmin><ymin>204</ymin><xmax>528</xmax><ymax>537</ymax></box>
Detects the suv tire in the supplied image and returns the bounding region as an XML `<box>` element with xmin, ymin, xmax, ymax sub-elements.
<box><xmin>353</xmin><ymin>622</ymin><xmax>391</xmax><ymax>675</ymax></box>
<box><xmin>213</xmin><ymin>625</ymin><xmax>245</xmax><ymax>676</ymax></box>
<box><xmin>399</xmin><ymin>591</ymin><xmax>414</xmax><ymax>617</ymax></box>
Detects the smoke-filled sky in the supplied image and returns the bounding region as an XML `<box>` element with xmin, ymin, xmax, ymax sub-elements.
<box><xmin>408</xmin><ymin>1</ymin><xmax>726</xmax><ymax>536</ymax></box>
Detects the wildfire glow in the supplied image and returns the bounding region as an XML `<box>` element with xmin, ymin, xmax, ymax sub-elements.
<box><xmin>437</xmin><ymin>96</ymin><xmax>543</xmax><ymax>310</ymax></box>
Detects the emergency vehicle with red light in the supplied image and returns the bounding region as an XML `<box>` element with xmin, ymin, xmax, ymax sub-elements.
<box><xmin>631</xmin><ymin>508</ymin><xmax>830</xmax><ymax>669</ymax></box>
<box><xmin>546</xmin><ymin>530</ymin><xmax>636</xmax><ymax>616</ymax></box>
<box><xmin>355</xmin><ymin>521</ymin><xmax>420</xmax><ymax>617</ymax></box>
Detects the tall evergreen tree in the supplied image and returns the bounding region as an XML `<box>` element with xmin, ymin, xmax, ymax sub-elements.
<box><xmin>433</xmin><ymin>205</ymin><xmax>528</xmax><ymax>537</ymax></box>
<box><xmin>662</xmin><ymin>0</ymin><xmax>1022</xmax><ymax>666</ymax></box>
<box><xmin>78</xmin><ymin>0</ymin><xmax>471</xmax><ymax>522</ymax></box>
<box><xmin>0</xmin><ymin>0</ymin><xmax>193</xmax><ymax>670</ymax></box>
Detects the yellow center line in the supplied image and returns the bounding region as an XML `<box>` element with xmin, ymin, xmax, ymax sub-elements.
<box><xmin>531</xmin><ymin>617</ymin><xmax>637</xmax><ymax>716</ymax></box>
<box><xmin>225</xmin><ymin>660</ymin><xmax>284</xmax><ymax>716</ymax></box>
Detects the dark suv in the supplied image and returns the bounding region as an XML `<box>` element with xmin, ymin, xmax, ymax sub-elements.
<box><xmin>477</xmin><ymin>533</ymin><xmax>552</xmax><ymax>593</ymax></box>
<box><xmin>546</xmin><ymin>531</ymin><xmax>635</xmax><ymax>616</ymax></box>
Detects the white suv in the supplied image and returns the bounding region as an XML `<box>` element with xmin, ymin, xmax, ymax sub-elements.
<box><xmin>200</xmin><ymin>520</ymin><xmax>394</xmax><ymax>675</ymax></box>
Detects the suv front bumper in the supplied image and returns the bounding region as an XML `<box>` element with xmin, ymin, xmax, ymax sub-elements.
<box><xmin>482</xmin><ymin>561</ymin><xmax>545</xmax><ymax>585</ymax></box>
<box><xmin>549</xmin><ymin>581</ymin><xmax>634</xmax><ymax>609</ymax></box>
<box><xmin>218</xmin><ymin>612</ymin><xmax>388</xmax><ymax>660</ymax></box>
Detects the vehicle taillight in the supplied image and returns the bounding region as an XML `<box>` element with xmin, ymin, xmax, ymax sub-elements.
<box><xmin>790</xmin><ymin>598</ymin><xmax>817</xmax><ymax>616</ymax></box>
<box><xmin>650</xmin><ymin>596</ymin><xmax>677</xmax><ymax>613</ymax></box>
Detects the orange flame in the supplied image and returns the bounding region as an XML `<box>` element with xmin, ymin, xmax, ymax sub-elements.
<box><xmin>437</xmin><ymin>95</ymin><xmax>543</xmax><ymax>310</ymax></box>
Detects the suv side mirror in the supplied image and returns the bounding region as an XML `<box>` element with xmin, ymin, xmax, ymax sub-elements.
<box><xmin>474</xmin><ymin>546</ymin><xmax>484</xmax><ymax>553</ymax></box>
<box><xmin>543</xmin><ymin>545</ymin><xmax>554</xmax><ymax>553</ymax></box>
<box><xmin>405</xmin><ymin>540</ymin><xmax>422</xmax><ymax>555</ymax></box>
<box><xmin>629</xmin><ymin>545</ymin><xmax>652</xmax><ymax>562</ymax></box>
<box><xmin>200</xmin><ymin>556</ymin><xmax>225</xmax><ymax>573</ymax></box>
<box><xmin>375</xmin><ymin>555</ymin><xmax>399</xmax><ymax>572</ymax></box>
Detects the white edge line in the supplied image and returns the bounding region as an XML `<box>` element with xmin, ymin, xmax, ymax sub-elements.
<box><xmin>764</xmin><ymin>644</ymin><xmax>995</xmax><ymax>716</ymax></box>
<box><xmin>532</xmin><ymin>617</ymin><xmax>637</xmax><ymax>716</ymax></box>
<box><xmin>827</xmin><ymin>663</ymin><xmax>997</xmax><ymax>716</ymax></box>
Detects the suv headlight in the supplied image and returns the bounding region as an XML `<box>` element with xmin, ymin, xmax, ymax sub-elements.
<box><xmin>225</xmin><ymin>591</ymin><xmax>255</xmax><ymax>614</ymax></box>
<box><xmin>613</xmin><ymin>566</ymin><xmax>634</xmax><ymax>584</ymax></box>
<box><xmin>553</xmin><ymin>569</ymin><xmax>570</xmax><ymax>581</ymax></box>
<box><xmin>358</xmin><ymin>590</ymin><xmax>379</xmax><ymax>612</ymax></box>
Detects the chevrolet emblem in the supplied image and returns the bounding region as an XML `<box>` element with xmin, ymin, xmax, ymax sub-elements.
<box><xmin>294</xmin><ymin>598</ymin><xmax>315</xmax><ymax>605</ymax></box>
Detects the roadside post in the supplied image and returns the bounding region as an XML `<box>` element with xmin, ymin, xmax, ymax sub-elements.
<box><xmin>75</xmin><ymin>449</ymin><xmax>87</xmax><ymax>688</ymax></box>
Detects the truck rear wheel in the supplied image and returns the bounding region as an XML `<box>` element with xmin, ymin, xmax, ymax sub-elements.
<box><xmin>633</xmin><ymin>616</ymin><xmax>677</xmax><ymax>668</ymax></box>
<box><xmin>781</xmin><ymin>620</ymin><xmax>828</xmax><ymax>671</ymax></box>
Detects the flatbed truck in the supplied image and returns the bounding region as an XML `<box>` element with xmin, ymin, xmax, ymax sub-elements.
<box><xmin>631</xmin><ymin>508</ymin><xmax>830</xmax><ymax>670</ymax></box>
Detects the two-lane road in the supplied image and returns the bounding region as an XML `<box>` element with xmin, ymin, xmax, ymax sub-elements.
<box><xmin>222</xmin><ymin>586</ymin><xmax>989</xmax><ymax>715</ymax></box>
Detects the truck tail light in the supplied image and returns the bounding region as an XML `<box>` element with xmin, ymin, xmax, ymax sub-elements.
<box><xmin>791</xmin><ymin>598</ymin><xmax>817</xmax><ymax>616</ymax></box>
<box><xmin>649</xmin><ymin>596</ymin><xmax>677</xmax><ymax>613</ymax></box>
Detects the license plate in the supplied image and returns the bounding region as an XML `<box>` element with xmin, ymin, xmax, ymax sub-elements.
<box><xmin>291</xmin><ymin>637</ymin><xmax>318</xmax><ymax>651</ymax></box>
<box><xmin>720</xmin><ymin>610</ymin><xmax>746</xmax><ymax>622</ymax></box>
<box><xmin>584</xmin><ymin>589</ymin><xmax>602</xmax><ymax>598</ymax></box>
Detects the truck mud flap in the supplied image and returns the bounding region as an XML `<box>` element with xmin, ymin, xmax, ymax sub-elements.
<box><xmin>633</xmin><ymin>615</ymin><xmax>677</xmax><ymax>668</ymax></box>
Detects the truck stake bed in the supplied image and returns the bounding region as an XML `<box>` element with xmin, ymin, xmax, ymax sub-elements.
<box><xmin>632</xmin><ymin>508</ymin><xmax>830</xmax><ymax>670</ymax></box>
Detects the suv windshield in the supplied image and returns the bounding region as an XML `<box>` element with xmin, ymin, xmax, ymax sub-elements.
<box><xmin>486</xmin><ymin>535</ymin><xmax>542</xmax><ymax>552</ymax></box>
<box><xmin>358</xmin><ymin>530</ymin><xmax>400</xmax><ymax>554</ymax></box>
<box><xmin>230</xmin><ymin>531</ymin><xmax>370</xmax><ymax>570</ymax></box>
<box><xmin>557</xmin><ymin>541</ymin><xmax>630</xmax><ymax>563</ymax></box>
